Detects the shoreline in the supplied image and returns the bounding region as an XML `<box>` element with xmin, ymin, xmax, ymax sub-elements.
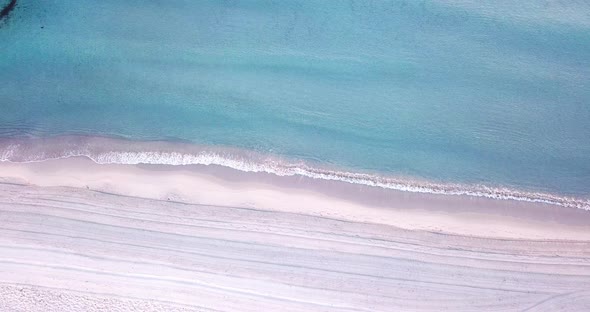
<box><xmin>2</xmin><ymin>146</ymin><xmax>590</xmax><ymax>311</ymax></box>
<box><xmin>1</xmin><ymin>135</ymin><xmax>588</xmax><ymax>211</ymax></box>
<box><xmin>1</xmin><ymin>155</ymin><xmax>589</xmax><ymax>240</ymax></box>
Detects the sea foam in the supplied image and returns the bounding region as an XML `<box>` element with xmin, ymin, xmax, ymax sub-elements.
<box><xmin>1</xmin><ymin>135</ymin><xmax>589</xmax><ymax>211</ymax></box>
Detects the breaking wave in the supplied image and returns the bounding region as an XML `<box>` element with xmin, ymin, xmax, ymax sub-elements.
<box><xmin>1</xmin><ymin>135</ymin><xmax>589</xmax><ymax>210</ymax></box>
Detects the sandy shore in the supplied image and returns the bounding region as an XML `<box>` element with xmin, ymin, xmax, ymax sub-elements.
<box><xmin>1</xmin><ymin>157</ymin><xmax>590</xmax><ymax>311</ymax></box>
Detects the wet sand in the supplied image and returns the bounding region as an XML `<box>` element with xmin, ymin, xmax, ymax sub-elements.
<box><xmin>1</xmin><ymin>157</ymin><xmax>589</xmax><ymax>311</ymax></box>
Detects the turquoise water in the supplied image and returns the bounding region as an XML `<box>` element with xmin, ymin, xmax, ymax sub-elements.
<box><xmin>1</xmin><ymin>1</ymin><xmax>589</xmax><ymax>200</ymax></box>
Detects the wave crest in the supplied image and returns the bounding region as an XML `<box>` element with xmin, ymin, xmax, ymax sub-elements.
<box><xmin>1</xmin><ymin>136</ymin><xmax>589</xmax><ymax>211</ymax></box>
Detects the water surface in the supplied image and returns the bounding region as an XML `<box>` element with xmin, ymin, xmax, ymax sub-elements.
<box><xmin>1</xmin><ymin>0</ymin><xmax>589</xmax><ymax>200</ymax></box>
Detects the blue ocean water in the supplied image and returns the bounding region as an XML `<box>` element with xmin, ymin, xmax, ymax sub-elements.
<box><xmin>1</xmin><ymin>1</ymin><xmax>589</xmax><ymax>200</ymax></box>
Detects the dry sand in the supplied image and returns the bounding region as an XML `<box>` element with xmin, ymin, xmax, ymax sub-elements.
<box><xmin>0</xmin><ymin>157</ymin><xmax>589</xmax><ymax>311</ymax></box>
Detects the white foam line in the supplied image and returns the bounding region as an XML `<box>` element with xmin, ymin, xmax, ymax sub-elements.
<box><xmin>2</xmin><ymin>147</ymin><xmax>589</xmax><ymax>211</ymax></box>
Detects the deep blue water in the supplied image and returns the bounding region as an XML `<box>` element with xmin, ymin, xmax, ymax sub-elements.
<box><xmin>1</xmin><ymin>0</ymin><xmax>589</xmax><ymax>197</ymax></box>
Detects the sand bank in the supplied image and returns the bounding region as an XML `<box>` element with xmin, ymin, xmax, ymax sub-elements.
<box><xmin>1</xmin><ymin>157</ymin><xmax>589</xmax><ymax>240</ymax></box>
<box><xmin>0</xmin><ymin>157</ymin><xmax>589</xmax><ymax>311</ymax></box>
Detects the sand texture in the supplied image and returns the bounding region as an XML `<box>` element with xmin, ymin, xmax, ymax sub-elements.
<box><xmin>0</xmin><ymin>159</ymin><xmax>589</xmax><ymax>311</ymax></box>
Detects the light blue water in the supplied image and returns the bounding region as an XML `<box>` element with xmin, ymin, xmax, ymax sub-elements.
<box><xmin>1</xmin><ymin>0</ymin><xmax>589</xmax><ymax>199</ymax></box>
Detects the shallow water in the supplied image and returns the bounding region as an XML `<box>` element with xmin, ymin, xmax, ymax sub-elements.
<box><xmin>1</xmin><ymin>1</ymin><xmax>589</xmax><ymax>198</ymax></box>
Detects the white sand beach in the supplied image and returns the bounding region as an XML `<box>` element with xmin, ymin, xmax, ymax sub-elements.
<box><xmin>1</xmin><ymin>157</ymin><xmax>589</xmax><ymax>311</ymax></box>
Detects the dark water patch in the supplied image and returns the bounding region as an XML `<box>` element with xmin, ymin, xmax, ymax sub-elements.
<box><xmin>0</xmin><ymin>0</ymin><xmax>17</xmax><ymax>25</ymax></box>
